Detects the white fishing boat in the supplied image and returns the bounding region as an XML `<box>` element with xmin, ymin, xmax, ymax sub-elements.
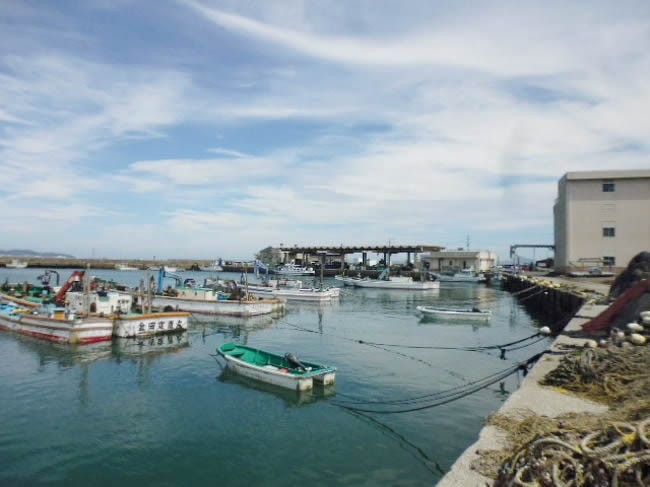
<box><xmin>416</xmin><ymin>305</ymin><xmax>491</xmax><ymax>320</ymax></box>
<box><xmin>217</xmin><ymin>343</ymin><xmax>336</xmax><ymax>391</ymax></box>
<box><xmin>238</xmin><ymin>283</ymin><xmax>340</xmax><ymax>302</ymax></box>
<box><xmin>334</xmin><ymin>275</ymin><xmax>362</xmax><ymax>286</ymax></box>
<box><xmin>274</xmin><ymin>262</ymin><xmax>315</xmax><ymax>276</ymax></box>
<box><xmin>350</xmin><ymin>269</ymin><xmax>439</xmax><ymax>290</ymax></box>
<box><xmin>132</xmin><ymin>286</ymin><xmax>285</xmax><ymax>317</ymax></box>
<box><xmin>5</xmin><ymin>259</ymin><xmax>28</xmax><ymax>269</ymax></box>
<box><xmin>115</xmin><ymin>263</ymin><xmax>139</xmax><ymax>271</ymax></box>
<box><xmin>430</xmin><ymin>268</ymin><xmax>486</xmax><ymax>283</ymax></box>
<box><xmin>0</xmin><ymin>297</ymin><xmax>114</xmax><ymax>344</ymax></box>
<box><xmin>65</xmin><ymin>281</ymin><xmax>190</xmax><ymax>338</ymax></box>
<box><xmin>265</xmin><ymin>278</ymin><xmax>303</xmax><ymax>288</ymax></box>
<box><xmin>199</xmin><ymin>261</ymin><xmax>223</xmax><ymax>272</ymax></box>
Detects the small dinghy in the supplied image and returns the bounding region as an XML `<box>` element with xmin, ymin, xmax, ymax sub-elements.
<box><xmin>416</xmin><ymin>305</ymin><xmax>491</xmax><ymax>321</ymax></box>
<box><xmin>216</xmin><ymin>343</ymin><xmax>336</xmax><ymax>391</ymax></box>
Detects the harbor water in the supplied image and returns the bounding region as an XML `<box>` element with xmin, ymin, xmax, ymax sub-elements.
<box><xmin>0</xmin><ymin>268</ymin><xmax>552</xmax><ymax>486</ymax></box>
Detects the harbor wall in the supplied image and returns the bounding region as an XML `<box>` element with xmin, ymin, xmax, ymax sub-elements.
<box><xmin>436</xmin><ymin>274</ymin><xmax>612</xmax><ymax>486</ymax></box>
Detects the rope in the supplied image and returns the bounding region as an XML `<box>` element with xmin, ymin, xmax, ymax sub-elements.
<box><xmin>329</xmin><ymin>353</ymin><xmax>545</xmax><ymax>414</ymax></box>
<box><xmin>277</xmin><ymin>318</ymin><xmax>544</xmax><ymax>354</ymax></box>
<box><xmin>496</xmin><ymin>417</ymin><xmax>650</xmax><ymax>486</ymax></box>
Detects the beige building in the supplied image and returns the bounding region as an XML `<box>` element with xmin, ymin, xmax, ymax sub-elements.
<box><xmin>421</xmin><ymin>250</ymin><xmax>498</xmax><ymax>273</ymax></box>
<box><xmin>553</xmin><ymin>169</ymin><xmax>650</xmax><ymax>272</ymax></box>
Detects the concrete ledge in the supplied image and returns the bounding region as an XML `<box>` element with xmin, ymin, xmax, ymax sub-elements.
<box><xmin>436</xmin><ymin>303</ymin><xmax>609</xmax><ymax>487</ymax></box>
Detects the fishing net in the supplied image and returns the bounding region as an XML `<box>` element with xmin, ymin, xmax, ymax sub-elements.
<box><xmin>471</xmin><ymin>346</ymin><xmax>650</xmax><ymax>485</ymax></box>
<box><xmin>540</xmin><ymin>346</ymin><xmax>650</xmax><ymax>407</ymax></box>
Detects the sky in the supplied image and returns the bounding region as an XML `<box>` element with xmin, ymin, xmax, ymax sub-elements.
<box><xmin>1</xmin><ymin>1</ymin><xmax>649</xmax><ymax>260</ymax></box>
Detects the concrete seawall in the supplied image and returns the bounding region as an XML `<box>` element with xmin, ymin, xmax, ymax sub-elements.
<box><xmin>437</xmin><ymin>277</ymin><xmax>611</xmax><ymax>486</ymax></box>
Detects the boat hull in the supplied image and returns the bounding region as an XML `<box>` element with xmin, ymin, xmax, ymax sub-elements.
<box><xmin>352</xmin><ymin>280</ymin><xmax>439</xmax><ymax>290</ymax></box>
<box><xmin>112</xmin><ymin>312</ymin><xmax>190</xmax><ymax>337</ymax></box>
<box><xmin>150</xmin><ymin>295</ymin><xmax>285</xmax><ymax>316</ymax></box>
<box><xmin>223</xmin><ymin>356</ymin><xmax>314</xmax><ymax>391</ymax></box>
<box><xmin>241</xmin><ymin>285</ymin><xmax>340</xmax><ymax>302</ymax></box>
<box><xmin>217</xmin><ymin>343</ymin><xmax>336</xmax><ymax>391</ymax></box>
<box><xmin>416</xmin><ymin>306</ymin><xmax>491</xmax><ymax>320</ymax></box>
<box><xmin>0</xmin><ymin>313</ymin><xmax>113</xmax><ymax>343</ymax></box>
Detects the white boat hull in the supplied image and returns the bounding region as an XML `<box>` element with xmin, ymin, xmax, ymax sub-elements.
<box><xmin>241</xmin><ymin>285</ymin><xmax>340</xmax><ymax>302</ymax></box>
<box><xmin>275</xmin><ymin>270</ymin><xmax>315</xmax><ymax>276</ymax></box>
<box><xmin>416</xmin><ymin>306</ymin><xmax>491</xmax><ymax>320</ymax></box>
<box><xmin>352</xmin><ymin>279</ymin><xmax>439</xmax><ymax>290</ymax></box>
<box><xmin>223</xmin><ymin>356</ymin><xmax>336</xmax><ymax>390</ymax></box>
<box><xmin>112</xmin><ymin>312</ymin><xmax>189</xmax><ymax>337</ymax></box>
<box><xmin>0</xmin><ymin>313</ymin><xmax>113</xmax><ymax>343</ymax></box>
<box><xmin>223</xmin><ymin>354</ymin><xmax>315</xmax><ymax>391</ymax></box>
<box><xmin>150</xmin><ymin>295</ymin><xmax>285</xmax><ymax>316</ymax></box>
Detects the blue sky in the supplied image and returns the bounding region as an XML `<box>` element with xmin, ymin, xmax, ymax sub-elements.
<box><xmin>1</xmin><ymin>1</ymin><xmax>649</xmax><ymax>260</ymax></box>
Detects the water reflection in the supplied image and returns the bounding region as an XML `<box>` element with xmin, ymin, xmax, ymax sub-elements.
<box><xmin>190</xmin><ymin>313</ymin><xmax>277</xmax><ymax>344</ymax></box>
<box><xmin>342</xmin><ymin>408</ymin><xmax>445</xmax><ymax>477</ymax></box>
<box><xmin>112</xmin><ymin>333</ymin><xmax>189</xmax><ymax>358</ymax></box>
<box><xmin>418</xmin><ymin>315</ymin><xmax>491</xmax><ymax>332</ymax></box>
<box><xmin>4</xmin><ymin>331</ymin><xmax>190</xmax><ymax>368</ymax></box>
<box><xmin>217</xmin><ymin>367</ymin><xmax>335</xmax><ymax>406</ymax></box>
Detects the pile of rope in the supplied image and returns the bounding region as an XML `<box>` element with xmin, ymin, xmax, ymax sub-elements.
<box><xmin>494</xmin><ymin>417</ymin><xmax>650</xmax><ymax>486</ymax></box>
<box><xmin>540</xmin><ymin>346</ymin><xmax>650</xmax><ymax>406</ymax></box>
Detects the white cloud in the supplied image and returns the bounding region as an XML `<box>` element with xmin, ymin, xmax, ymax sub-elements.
<box><xmin>2</xmin><ymin>1</ymin><xmax>649</xmax><ymax>258</ymax></box>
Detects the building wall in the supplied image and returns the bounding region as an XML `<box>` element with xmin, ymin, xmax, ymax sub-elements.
<box><xmin>422</xmin><ymin>251</ymin><xmax>497</xmax><ymax>272</ymax></box>
<box><xmin>553</xmin><ymin>176</ymin><xmax>569</xmax><ymax>269</ymax></box>
<box><xmin>554</xmin><ymin>172</ymin><xmax>650</xmax><ymax>272</ymax></box>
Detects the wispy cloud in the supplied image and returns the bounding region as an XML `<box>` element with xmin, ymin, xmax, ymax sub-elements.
<box><xmin>1</xmin><ymin>1</ymin><xmax>649</xmax><ymax>258</ymax></box>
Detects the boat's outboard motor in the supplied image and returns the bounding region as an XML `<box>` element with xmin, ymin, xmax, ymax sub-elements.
<box><xmin>284</xmin><ymin>352</ymin><xmax>307</xmax><ymax>371</ymax></box>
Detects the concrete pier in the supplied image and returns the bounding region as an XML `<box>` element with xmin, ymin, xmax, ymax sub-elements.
<box><xmin>436</xmin><ymin>284</ymin><xmax>612</xmax><ymax>486</ymax></box>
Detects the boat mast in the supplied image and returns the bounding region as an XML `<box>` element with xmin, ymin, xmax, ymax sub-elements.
<box><xmin>244</xmin><ymin>262</ymin><xmax>249</xmax><ymax>301</ymax></box>
<box><xmin>318</xmin><ymin>251</ymin><xmax>325</xmax><ymax>290</ymax></box>
<box><xmin>83</xmin><ymin>263</ymin><xmax>91</xmax><ymax>314</ymax></box>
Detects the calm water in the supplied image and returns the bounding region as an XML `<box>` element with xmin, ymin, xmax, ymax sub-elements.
<box><xmin>0</xmin><ymin>268</ymin><xmax>551</xmax><ymax>486</ymax></box>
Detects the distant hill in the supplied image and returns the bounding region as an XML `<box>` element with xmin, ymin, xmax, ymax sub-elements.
<box><xmin>0</xmin><ymin>249</ymin><xmax>75</xmax><ymax>258</ymax></box>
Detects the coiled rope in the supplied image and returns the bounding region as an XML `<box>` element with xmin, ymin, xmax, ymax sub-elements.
<box><xmin>496</xmin><ymin>417</ymin><xmax>650</xmax><ymax>486</ymax></box>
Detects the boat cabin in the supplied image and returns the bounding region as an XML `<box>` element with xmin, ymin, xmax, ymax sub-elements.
<box><xmin>66</xmin><ymin>291</ymin><xmax>133</xmax><ymax>315</ymax></box>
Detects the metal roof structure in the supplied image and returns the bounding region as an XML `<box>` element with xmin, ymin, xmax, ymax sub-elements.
<box><xmin>277</xmin><ymin>244</ymin><xmax>444</xmax><ymax>254</ymax></box>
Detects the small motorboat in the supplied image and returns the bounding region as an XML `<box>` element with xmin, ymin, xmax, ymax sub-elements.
<box><xmin>216</xmin><ymin>342</ymin><xmax>336</xmax><ymax>391</ymax></box>
<box><xmin>416</xmin><ymin>305</ymin><xmax>491</xmax><ymax>320</ymax></box>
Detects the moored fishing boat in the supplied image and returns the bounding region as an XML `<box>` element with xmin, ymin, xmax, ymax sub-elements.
<box><xmin>0</xmin><ymin>299</ymin><xmax>114</xmax><ymax>343</ymax></box>
<box><xmin>5</xmin><ymin>259</ymin><xmax>28</xmax><ymax>269</ymax></box>
<box><xmin>334</xmin><ymin>275</ymin><xmax>361</xmax><ymax>286</ymax></box>
<box><xmin>216</xmin><ymin>342</ymin><xmax>336</xmax><ymax>391</ymax></box>
<box><xmin>148</xmin><ymin>290</ymin><xmax>285</xmax><ymax>316</ymax></box>
<box><xmin>199</xmin><ymin>261</ymin><xmax>223</xmax><ymax>272</ymax></box>
<box><xmin>273</xmin><ymin>262</ymin><xmax>315</xmax><ymax>276</ymax></box>
<box><xmin>429</xmin><ymin>268</ymin><xmax>486</xmax><ymax>283</ymax></box>
<box><xmin>350</xmin><ymin>269</ymin><xmax>439</xmax><ymax>290</ymax></box>
<box><xmin>115</xmin><ymin>263</ymin><xmax>138</xmax><ymax>271</ymax></box>
<box><xmin>237</xmin><ymin>282</ymin><xmax>340</xmax><ymax>302</ymax></box>
<box><xmin>416</xmin><ymin>305</ymin><xmax>491</xmax><ymax>320</ymax></box>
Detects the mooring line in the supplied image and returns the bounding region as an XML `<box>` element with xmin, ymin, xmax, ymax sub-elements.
<box><xmin>329</xmin><ymin>352</ymin><xmax>546</xmax><ymax>414</ymax></box>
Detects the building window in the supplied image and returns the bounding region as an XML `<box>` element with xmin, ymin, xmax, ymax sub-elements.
<box><xmin>602</xmin><ymin>227</ymin><xmax>615</xmax><ymax>237</ymax></box>
<box><xmin>603</xmin><ymin>256</ymin><xmax>615</xmax><ymax>266</ymax></box>
<box><xmin>602</xmin><ymin>181</ymin><xmax>615</xmax><ymax>192</ymax></box>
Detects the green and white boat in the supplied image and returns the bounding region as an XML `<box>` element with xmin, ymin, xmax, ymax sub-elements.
<box><xmin>216</xmin><ymin>342</ymin><xmax>336</xmax><ymax>391</ymax></box>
